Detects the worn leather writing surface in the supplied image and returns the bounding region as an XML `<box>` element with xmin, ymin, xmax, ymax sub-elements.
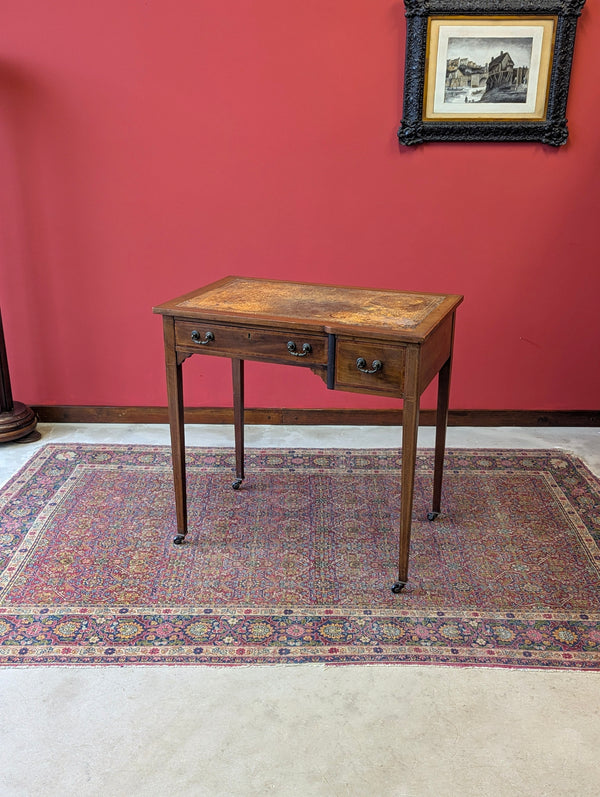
<box><xmin>179</xmin><ymin>277</ymin><xmax>446</xmax><ymax>331</ymax></box>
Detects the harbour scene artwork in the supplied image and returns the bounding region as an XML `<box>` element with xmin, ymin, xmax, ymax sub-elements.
<box><xmin>445</xmin><ymin>36</ymin><xmax>533</xmax><ymax>104</ymax></box>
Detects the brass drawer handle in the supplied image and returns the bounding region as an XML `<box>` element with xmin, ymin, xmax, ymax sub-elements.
<box><xmin>287</xmin><ymin>341</ymin><xmax>312</xmax><ymax>357</ymax></box>
<box><xmin>356</xmin><ymin>357</ymin><xmax>382</xmax><ymax>374</ymax></box>
<box><xmin>191</xmin><ymin>330</ymin><xmax>215</xmax><ymax>345</ymax></box>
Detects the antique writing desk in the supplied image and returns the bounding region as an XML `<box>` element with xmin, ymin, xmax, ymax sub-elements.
<box><xmin>154</xmin><ymin>277</ymin><xmax>463</xmax><ymax>593</ymax></box>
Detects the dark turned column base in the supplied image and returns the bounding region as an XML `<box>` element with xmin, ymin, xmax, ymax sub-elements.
<box><xmin>0</xmin><ymin>401</ymin><xmax>40</xmax><ymax>443</ymax></box>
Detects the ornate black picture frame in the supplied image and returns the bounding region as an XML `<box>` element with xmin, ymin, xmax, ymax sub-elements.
<box><xmin>398</xmin><ymin>0</ymin><xmax>586</xmax><ymax>146</ymax></box>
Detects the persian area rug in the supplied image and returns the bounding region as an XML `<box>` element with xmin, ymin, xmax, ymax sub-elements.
<box><xmin>1</xmin><ymin>444</ymin><xmax>600</xmax><ymax>669</ymax></box>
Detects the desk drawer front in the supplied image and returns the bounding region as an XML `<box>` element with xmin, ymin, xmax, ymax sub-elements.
<box><xmin>335</xmin><ymin>338</ymin><xmax>406</xmax><ymax>396</ymax></box>
<box><xmin>175</xmin><ymin>320</ymin><xmax>328</xmax><ymax>365</ymax></box>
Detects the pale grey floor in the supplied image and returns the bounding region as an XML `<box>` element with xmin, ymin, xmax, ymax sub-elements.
<box><xmin>1</xmin><ymin>424</ymin><xmax>599</xmax><ymax>797</ymax></box>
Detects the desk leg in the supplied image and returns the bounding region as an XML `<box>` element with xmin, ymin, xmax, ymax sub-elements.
<box><xmin>232</xmin><ymin>358</ymin><xmax>245</xmax><ymax>489</ymax></box>
<box><xmin>393</xmin><ymin>393</ymin><xmax>420</xmax><ymax>593</ymax></box>
<box><xmin>429</xmin><ymin>354</ymin><xmax>452</xmax><ymax>521</ymax></box>
<box><xmin>163</xmin><ymin>321</ymin><xmax>188</xmax><ymax>545</ymax></box>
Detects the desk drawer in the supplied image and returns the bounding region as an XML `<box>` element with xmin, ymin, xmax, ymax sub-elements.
<box><xmin>335</xmin><ymin>338</ymin><xmax>406</xmax><ymax>396</ymax></box>
<box><xmin>175</xmin><ymin>319</ymin><xmax>328</xmax><ymax>366</ymax></box>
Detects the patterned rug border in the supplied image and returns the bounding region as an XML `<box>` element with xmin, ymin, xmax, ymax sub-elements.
<box><xmin>1</xmin><ymin>443</ymin><xmax>600</xmax><ymax>669</ymax></box>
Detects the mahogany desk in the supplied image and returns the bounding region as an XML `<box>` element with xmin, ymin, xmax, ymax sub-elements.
<box><xmin>154</xmin><ymin>276</ymin><xmax>463</xmax><ymax>593</ymax></box>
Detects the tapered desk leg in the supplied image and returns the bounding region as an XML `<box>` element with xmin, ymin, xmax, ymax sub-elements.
<box><xmin>393</xmin><ymin>392</ymin><xmax>420</xmax><ymax>594</ymax></box>
<box><xmin>429</xmin><ymin>354</ymin><xmax>452</xmax><ymax>521</ymax></box>
<box><xmin>232</xmin><ymin>358</ymin><xmax>245</xmax><ymax>490</ymax></box>
<box><xmin>163</xmin><ymin>318</ymin><xmax>188</xmax><ymax>545</ymax></box>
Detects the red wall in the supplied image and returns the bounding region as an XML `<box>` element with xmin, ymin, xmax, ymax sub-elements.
<box><xmin>1</xmin><ymin>1</ymin><xmax>598</xmax><ymax>412</ymax></box>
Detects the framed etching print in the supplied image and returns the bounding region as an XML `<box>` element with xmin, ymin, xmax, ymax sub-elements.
<box><xmin>398</xmin><ymin>0</ymin><xmax>586</xmax><ymax>146</ymax></box>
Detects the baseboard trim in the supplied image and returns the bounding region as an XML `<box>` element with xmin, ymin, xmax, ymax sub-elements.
<box><xmin>31</xmin><ymin>406</ymin><xmax>600</xmax><ymax>427</ymax></box>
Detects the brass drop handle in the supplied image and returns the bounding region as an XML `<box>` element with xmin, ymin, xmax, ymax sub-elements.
<box><xmin>356</xmin><ymin>357</ymin><xmax>382</xmax><ymax>374</ymax></box>
<box><xmin>287</xmin><ymin>341</ymin><xmax>312</xmax><ymax>357</ymax></box>
<box><xmin>191</xmin><ymin>330</ymin><xmax>215</xmax><ymax>345</ymax></box>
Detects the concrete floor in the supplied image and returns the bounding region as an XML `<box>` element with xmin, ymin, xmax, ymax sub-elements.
<box><xmin>1</xmin><ymin>424</ymin><xmax>599</xmax><ymax>797</ymax></box>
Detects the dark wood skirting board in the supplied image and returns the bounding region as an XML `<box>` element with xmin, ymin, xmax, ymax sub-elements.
<box><xmin>32</xmin><ymin>406</ymin><xmax>600</xmax><ymax>427</ymax></box>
